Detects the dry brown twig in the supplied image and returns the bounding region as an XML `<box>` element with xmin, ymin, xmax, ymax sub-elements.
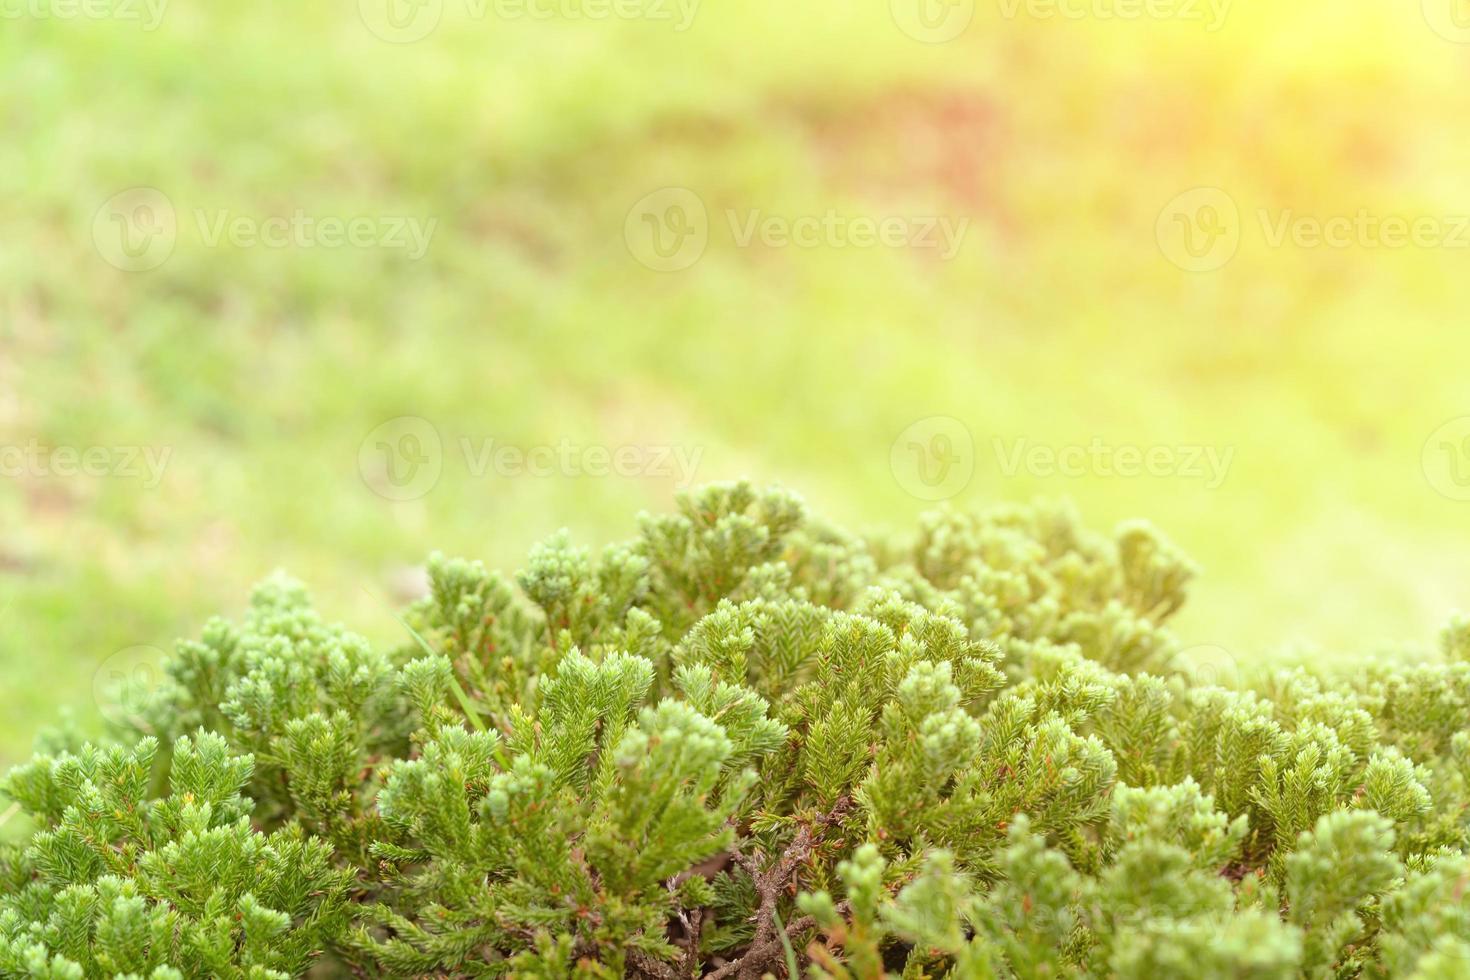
<box><xmin>705</xmin><ymin>799</ymin><xmax>854</xmax><ymax>980</ymax></box>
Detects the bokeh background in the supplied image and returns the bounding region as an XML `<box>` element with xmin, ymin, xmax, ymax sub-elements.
<box><xmin>4</xmin><ymin>0</ymin><xmax>1470</xmax><ymax>765</ymax></box>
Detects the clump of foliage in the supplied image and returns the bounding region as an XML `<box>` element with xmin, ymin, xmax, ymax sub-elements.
<box><xmin>4</xmin><ymin>481</ymin><xmax>1470</xmax><ymax>978</ymax></box>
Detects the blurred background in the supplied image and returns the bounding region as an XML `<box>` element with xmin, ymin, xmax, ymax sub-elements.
<box><xmin>4</xmin><ymin>0</ymin><xmax>1470</xmax><ymax>765</ymax></box>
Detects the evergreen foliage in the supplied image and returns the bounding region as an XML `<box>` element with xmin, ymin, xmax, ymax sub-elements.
<box><xmin>4</xmin><ymin>482</ymin><xmax>1469</xmax><ymax>977</ymax></box>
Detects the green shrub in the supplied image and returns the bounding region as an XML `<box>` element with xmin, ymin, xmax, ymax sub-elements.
<box><xmin>3</xmin><ymin>482</ymin><xmax>1469</xmax><ymax>977</ymax></box>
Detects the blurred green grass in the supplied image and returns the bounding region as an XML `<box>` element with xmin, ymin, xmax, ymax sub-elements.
<box><xmin>4</xmin><ymin>1</ymin><xmax>1470</xmax><ymax>764</ymax></box>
